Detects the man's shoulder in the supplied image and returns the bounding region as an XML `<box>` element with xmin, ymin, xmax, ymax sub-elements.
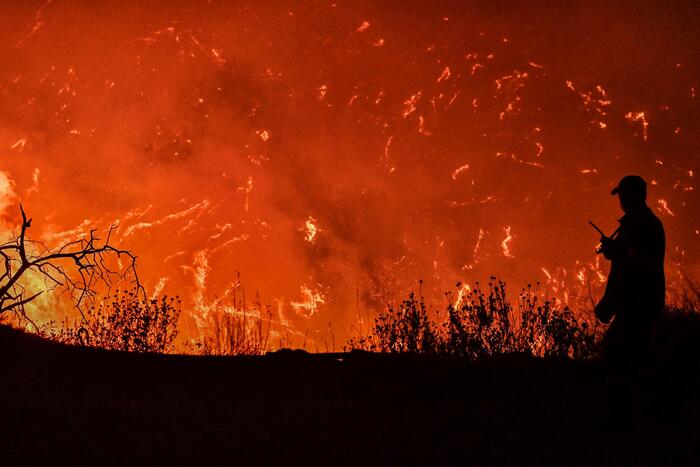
<box><xmin>641</xmin><ymin>206</ymin><xmax>665</xmax><ymax>240</ymax></box>
<box><xmin>644</xmin><ymin>206</ymin><xmax>664</xmax><ymax>228</ymax></box>
<box><xmin>622</xmin><ymin>206</ymin><xmax>664</xmax><ymax>237</ymax></box>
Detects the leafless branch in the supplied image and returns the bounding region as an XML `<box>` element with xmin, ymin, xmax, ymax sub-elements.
<box><xmin>0</xmin><ymin>205</ymin><xmax>141</xmax><ymax>325</ymax></box>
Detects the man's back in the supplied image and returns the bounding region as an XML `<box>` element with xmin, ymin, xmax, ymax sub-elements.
<box><xmin>611</xmin><ymin>205</ymin><xmax>665</xmax><ymax>323</ymax></box>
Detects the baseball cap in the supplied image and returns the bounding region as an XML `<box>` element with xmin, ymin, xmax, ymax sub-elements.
<box><xmin>611</xmin><ymin>175</ymin><xmax>647</xmax><ymax>196</ymax></box>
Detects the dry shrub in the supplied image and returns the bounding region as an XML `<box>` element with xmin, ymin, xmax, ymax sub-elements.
<box><xmin>45</xmin><ymin>288</ymin><xmax>180</xmax><ymax>354</ymax></box>
<box><xmin>369</xmin><ymin>292</ymin><xmax>439</xmax><ymax>354</ymax></box>
<box><xmin>349</xmin><ymin>278</ymin><xmax>598</xmax><ymax>359</ymax></box>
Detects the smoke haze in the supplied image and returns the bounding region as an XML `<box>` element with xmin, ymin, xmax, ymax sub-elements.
<box><xmin>1</xmin><ymin>0</ymin><xmax>698</xmax><ymax>347</ymax></box>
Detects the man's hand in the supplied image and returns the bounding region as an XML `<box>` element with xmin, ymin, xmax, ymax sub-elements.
<box><xmin>598</xmin><ymin>236</ymin><xmax>619</xmax><ymax>260</ymax></box>
<box><xmin>594</xmin><ymin>297</ymin><xmax>614</xmax><ymax>324</ymax></box>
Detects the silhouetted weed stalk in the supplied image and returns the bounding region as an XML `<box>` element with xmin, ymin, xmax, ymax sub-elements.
<box><xmin>43</xmin><ymin>288</ymin><xmax>180</xmax><ymax>353</ymax></box>
<box><xmin>190</xmin><ymin>290</ymin><xmax>272</xmax><ymax>356</ymax></box>
<box><xmin>348</xmin><ymin>278</ymin><xmax>598</xmax><ymax>359</ymax></box>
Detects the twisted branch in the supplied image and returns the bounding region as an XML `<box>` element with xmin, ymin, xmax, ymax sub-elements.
<box><xmin>0</xmin><ymin>205</ymin><xmax>141</xmax><ymax>327</ymax></box>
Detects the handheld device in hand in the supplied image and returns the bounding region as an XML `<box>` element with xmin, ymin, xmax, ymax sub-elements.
<box><xmin>588</xmin><ymin>221</ymin><xmax>606</xmax><ymax>238</ymax></box>
<box><xmin>589</xmin><ymin>221</ymin><xmax>619</xmax><ymax>255</ymax></box>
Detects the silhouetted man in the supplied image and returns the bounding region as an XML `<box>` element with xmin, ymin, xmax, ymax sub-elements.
<box><xmin>594</xmin><ymin>175</ymin><xmax>665</xmax><ymax>426</ymax></box>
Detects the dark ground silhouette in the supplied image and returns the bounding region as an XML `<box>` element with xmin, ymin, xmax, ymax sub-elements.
<box><xmin>0</xmin><ymin>318</ymin><xmax>699</xmax><ymax>466</ymax></box>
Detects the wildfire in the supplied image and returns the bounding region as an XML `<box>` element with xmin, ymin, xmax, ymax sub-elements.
<box><xmin>291</xmin><ymin>285</ymin><xmax>325</xmax><ymax>318</ymax></box>
<box><xmin>11</xmin><ymin>139</ymin><xmax>27</xmax><ymax>151</ymax></box>
<box><xmin>453</xmin><ymin>282</ymin><xmax>471</xmax><ymax>308</ymax></box>
<box><xmin>451</xmin><ymin>163</ymin><xmax>470</xmax><ymax>180</ymax></box>
<box><xmin>302</xmin><ymin>216</ymin><xmax>320</xmax><ymax>243</ymax></box>
<box><xmin>501</xmin><ymin>227</ymin><xmax>515</xmax><ymax>259</ymax></box>
<box><xmin>657</xmin><ymin>199</ymin><xmax>674</xmax><ymax>217</ymax></box>
<box><xmin>0</xmin><ymin>1</ymin><xmax>696</xmax><ymax>350</ymax></box>
<box><xmin>625</xmin><ymin>111</ymin><xmax>650</xmax><ymax>141</ymax></box>
<box><xmin>356</xmin><ymin>21</ymin><xmax>371</xmax><ymax>32</ymax></box>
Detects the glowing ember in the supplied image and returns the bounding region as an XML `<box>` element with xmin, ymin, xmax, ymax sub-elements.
<box><xmin>302</xmin><ymin>216</ymin><xmax>320</xmax><ymax>243</ymax></box>
<box><xmin>291</xmin><ymin>285</ymin><xmax>325</xmax><ymax>318</ymax></box>
<box><xmin>657</xmin><ymin>199</ymin><xmax>674</xmax><ymax>217</ymax></box>
<box><xmin>356</xmin><ymin>21</ymin><xmax>371</xmax><ymax>32</ymax></box>
<box><xmin>625</xmin><ymin>111</ymin><xmax>650</xmax><ymax>141</ymax></box>
<box><xmin>501</xmin><ymin>227</ymin><xmax>515</xmax><ymax>259</ymax></box>
<box><xmin>453</xmin><ymin>282</ymin><xmax>471</xmax><ymax>308</ymax></box>
<box><xmin>11</xmin><ymin>139</ymin><xmax>27</xmax><ymax>151</ymax></box>
<box><xmin>451</xmin><ymin>164</ymin><xmax>470</xmax><ymax>180</ymax></box>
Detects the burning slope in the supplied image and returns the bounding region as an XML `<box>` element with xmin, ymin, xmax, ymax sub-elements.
<box><xmin>0</xmin><ymin>0</ymin><xmax>698</xmax><ymax>348</ymax></box>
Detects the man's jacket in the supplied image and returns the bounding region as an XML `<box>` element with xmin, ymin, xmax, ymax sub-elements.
<box><xmin>596</xmin><ymin>205</ymin><xmax>665</xmax><ymax>327</ymax></box>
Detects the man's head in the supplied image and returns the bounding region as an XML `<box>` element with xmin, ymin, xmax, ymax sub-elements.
<box><xmin>611</xmin><ymin>175</ymin><xmax>647</xmax><ymax>213</ymax></box>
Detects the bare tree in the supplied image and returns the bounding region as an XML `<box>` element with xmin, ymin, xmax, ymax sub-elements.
<box><xmin>0</xmin><ymin>205</ymin><xmax>140</xmax><ymax>329</ymax></box>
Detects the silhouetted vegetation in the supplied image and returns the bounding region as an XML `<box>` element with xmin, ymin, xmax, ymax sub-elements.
<box><xmin>43</xmin><ymin>288</ymin><xmax>180</xmax><ymax>353</ymax></box>
<box><xmin>190</xmin><ymin>299</ymin><xmax>272</xmax><ymax>356</ymax></box>
<box><xmin>348</xmin><ymin>279</ymin><xmax>600</xmax><ymax>359</ymax></box>
<box><xmin>348</xmin><ymin>276</ymin><xmax>700</xmax><ymax>364</ymax></box>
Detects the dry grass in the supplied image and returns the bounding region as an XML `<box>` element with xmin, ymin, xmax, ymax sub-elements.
<box><xmin>189</xmin><ymin>292</ymin><xmax>272</xmax><ymax>356</ymax></box>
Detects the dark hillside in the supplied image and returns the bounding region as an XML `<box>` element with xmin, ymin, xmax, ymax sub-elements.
<box><xmin>0</xmin><ymin>323</ymin><xmax>698</xmax><ymax>466</ymax></box>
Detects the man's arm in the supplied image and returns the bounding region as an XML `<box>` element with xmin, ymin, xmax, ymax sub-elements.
<box><xmin>599</xmin><ymin>236</ymin><xmax>626</xmax><ymax>261</ymax></box>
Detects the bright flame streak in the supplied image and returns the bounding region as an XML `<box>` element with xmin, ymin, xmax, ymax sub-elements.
<box><xmin>402</xmin><ymin>92</ymin><xmax>421</xmax><ymax>118</ymax></box>
<box><xmin>122</xmin><ymin>200</ymin><xmax>210</xmax><ymax>238</ymax></box>
<box><xmin>625</xmin><ymin>111</ymin><xmax>649</xmax><ymax>141</ymax></box>
<box><xmin>26</xmin><ymin>168</ymin><xmax>41</xmax><ymax>194</ymax></box>
<box><xmin>454</xmin><ymin>282</ymin><xmax>471</xmax><ymax>308</ymax></box>
<box><xmin>356</xmin><ymin>21</ymin><xmax>370</xmax><ymax>32</ymax></box>
<box><xmin>382</xmin><ymin>135</ymin><xmax>394</xmax><ymax>167</ymax></box>
<box><xmin>473</xmin><ymin>228</ymin><xmax>485</xmax><ymax>263</ymax></box>
<box><xmin>595</xmin><ymin>258</ymin><xmax>607</xmax><ymax>283</ymax></box>
<box><xmin>19</xmin><ymin>0</ymin><xmax>53</xmax><ymax>45</ymax></box>
<box><xmin>657</xmin><ymin>199</ymin><xmax>674</xmax><ymax>216</ymax></box>
<box><xmin>437</xmin><ymin>66</ymin><xmax>451</xmax><ymax>83</ymax></box>
<box><xmin>210</xmin><ymin>48</ymin><xmax>225</xmax><ymax>64</ymax></box>
<box><xmin>209</xmin><ymin>223</ymin><xmax>232</xmax><ymax>240</ymax></box>
<box><xmin>418</xmin><ymin>115</ymin><xmax>432</xmax><ymax>135</ymax></box>
<box><xmin>302</xmin><ymin>216</ymin><xmax>319</xmax><ymax>243</ymax></box>
<box><xmin>256</xmin><ymin>129</ymin><xmax>270</xmax><ymax>141</ymax></box>
<box><xmin>190</xmin><ymin>249</ymin><xmax>211</xmax><ymax>322</ymax></box>
<box><xmin>239</xmin><ymin>176</ymin><xmax>253</xmax><ymax>214</ymax></box>
<box><xmin>451</xmin><ymin>163</ymin><xmax>470</xmax><ymax>180</ymax></box>
<box><xmin>151</xmin><ymin>277</ymin><xmax>169</xmax><ymax>299</ymax></box>
<box><xmin>41</xmin><ymin>219</ymin><xmax>92</xmax><ymax>243</ymax></box>
<box><xmin>290</xmin><ymin>285</ymin><xmax>325</xmax><ymax>318</ymax></box>
<box><xmin>11</xmin><ymin>139</ymin><xmax>27</xmax><ymax>150</ymax></box>
<box><xmin>501</xmin><ymin>226</ymin><xmax>515</xmax><ymax>258</ymax></box>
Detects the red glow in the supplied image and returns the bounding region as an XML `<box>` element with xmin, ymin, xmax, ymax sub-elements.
<box><xmin>0</xmin><ymin>1</ymin><xmax>698</xmax><ymax>350</ymax></box>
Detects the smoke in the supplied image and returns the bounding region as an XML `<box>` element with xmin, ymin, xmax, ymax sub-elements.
<box><xmin>0</xmin><ymin>0</ymin><xmax>698</xmax><ymax>346</ymax></box>
<box><xmin>0</xmin><ymin>171</ymin><xmax>16</xmax><ymax>216</ymax></box>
